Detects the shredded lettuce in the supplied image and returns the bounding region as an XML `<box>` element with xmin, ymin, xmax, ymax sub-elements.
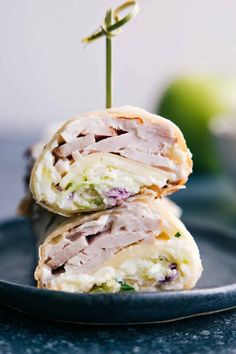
<box><xmin>35</xmin><ymin>152</ymin><xmax>174</xmax><ymax>213</ymax></box>
<box><xmin>118</xmin><ymin>282</ymin><xmax>135</xmax><ymax>292</ymax></box>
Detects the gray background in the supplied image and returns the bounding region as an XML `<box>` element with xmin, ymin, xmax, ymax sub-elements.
<box><xmin>1</xmin><ymin>0</ymin><xmax>236</xmax><ymax>134</ymax></box>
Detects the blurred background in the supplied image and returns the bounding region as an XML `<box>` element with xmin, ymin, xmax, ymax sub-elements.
<box><xmin>1</xmin><ymin>0</ymin><xmax>236</xmax><ymax>222</ymax></box>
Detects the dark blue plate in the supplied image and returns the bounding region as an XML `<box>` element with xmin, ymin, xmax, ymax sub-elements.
<box><xmin>0</xmin><ymin>217</ymin><xmax>236</xmax><ymax>324</ymax></box>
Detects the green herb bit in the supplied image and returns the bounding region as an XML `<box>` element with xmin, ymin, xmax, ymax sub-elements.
<box><xmin>119</xmin><ymin>281</ymin><xmax>135</xmax><ymax>292</ymax></box>
<box><xmin>65</xmin><ymin>182</ymin><xmax>73</xmax><ymax>190</ymax></box>
<box><xmin>175</xmin><ymin>232</ymin><xmax>182</xmax><ymax>238</ymax></box>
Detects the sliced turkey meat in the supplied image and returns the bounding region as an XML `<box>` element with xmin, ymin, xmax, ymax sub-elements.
<box><xmin>54</xmin><ymin>134</ymin><xmax>95</xmax><ymax>158</ymax></box>
<box><xmin>44</xmin><ymin>201</ymin><xmax>160</xmax><ymax>272</ymax></box>
<box><xmin>30</xmin><ymin>106</ymin><xmax>192</xmax><ymax>216</ymax></box>
<box><xmin>35</xmin><ymin>196</ymin><xmax>202</xmax><ymax>293</ymax></box>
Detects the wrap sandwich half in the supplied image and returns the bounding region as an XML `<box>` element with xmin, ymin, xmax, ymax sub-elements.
<box><xmin>30</xmin><ymin>106</ymin><xmax>192</xmax><ymax>216</ymax></box>
<box><xmin>35</xmin><ymin>195</ymin><xmax>202</xmax><ymax>293</ymax></box>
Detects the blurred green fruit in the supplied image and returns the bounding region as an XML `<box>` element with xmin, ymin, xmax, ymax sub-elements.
<box><xmin>157</xmin><ymin>76</ymin><xmax>236</xmax><ymax>173</ymax></box>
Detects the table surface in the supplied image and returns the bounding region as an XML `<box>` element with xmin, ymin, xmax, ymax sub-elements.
<box><xmin>1</xmin><ymin>135</ymin><xmax>236</xmax><ymax>354</ymax></box>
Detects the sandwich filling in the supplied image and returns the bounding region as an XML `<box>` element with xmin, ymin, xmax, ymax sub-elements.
<box><xmin>32</xmin><ymin>113</ymin><xmax>191</xmax><ymax>215</ymax></box>
<box><xmin>37</xmin><ymin>201</ymin><xmax>198</xmax><ymax>293</ymax></box>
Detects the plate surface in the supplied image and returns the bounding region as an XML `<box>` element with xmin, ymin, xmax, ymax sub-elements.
<box><xmin>0</xmin><ymin>217</ymin><xmax>236</xmax><ymax>324</ymax></box>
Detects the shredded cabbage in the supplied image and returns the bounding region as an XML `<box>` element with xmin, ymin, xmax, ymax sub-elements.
<box><xmin>36</xmin><ymin>153</ymin><xmax>175</xmax><ymax>213</ymax></box>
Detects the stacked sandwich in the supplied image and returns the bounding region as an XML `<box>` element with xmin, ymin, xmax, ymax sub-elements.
<box><xmin>27</xmin><ymin>106</ymin><xmax>202</xmax><ymax>293</ymax></box>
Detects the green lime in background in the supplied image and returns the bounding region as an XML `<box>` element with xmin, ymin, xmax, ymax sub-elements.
<box><xmin>157</xmin><ymin>76</ymin><xmax>236</xmax><ymax>173</ymax></box>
